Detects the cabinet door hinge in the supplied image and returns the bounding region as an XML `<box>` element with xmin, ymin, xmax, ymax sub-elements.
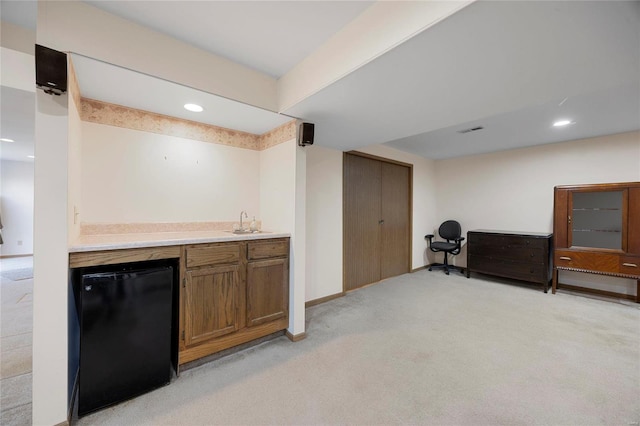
<box><xmin>182</xmin><ymin>277</ymin><xmax>186</xmax><ymax>288</ymax></box>
<box><xmin>181</xmin><ymin>330</ymin><xmax>185</xmax><ymax>340</ymax></box>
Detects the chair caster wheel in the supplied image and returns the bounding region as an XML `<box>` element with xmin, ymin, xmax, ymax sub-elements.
<box><xmin>428</xmin><ymin>267</ymin><xmax>432</xmax><ymax>271</ymax></box>
<box><xmin>445</xmin><ymin>271</ymin><xmax>450</xmax><ymax>275</ymax></box>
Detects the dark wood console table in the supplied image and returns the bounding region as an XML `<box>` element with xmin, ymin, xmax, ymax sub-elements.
<box><xmin>466</xmin><ymin>230</ymin><xmax>553</xmax><ymax>292</ymax></box>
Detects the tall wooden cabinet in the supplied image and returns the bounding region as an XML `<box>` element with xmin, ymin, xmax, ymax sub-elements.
<box><xmin>552</xmin><ymin>182</ymin><xmax>640</xmax><ymax>302</ymax></box>
<box><xmin>344</xmin><ymin>152</ymin><xmax>412</xmax><ymax>291</ymax></box>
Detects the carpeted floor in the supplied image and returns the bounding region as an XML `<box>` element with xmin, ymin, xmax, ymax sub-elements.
<box><xmin>0</xmin><ymin>256</ymin><xmax>33</xmax><ymax>426</ymax></box>
<box><xmin>76</xmin><ymin>270</ymin><xmax>640</xmax><ymax>425</ymax></box>
<box><xmin>0</xmin><ymin>268</ymin><xmax>33</xmax><ymax>282</ymax></box>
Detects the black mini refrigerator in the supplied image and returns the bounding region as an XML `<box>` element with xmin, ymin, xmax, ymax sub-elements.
<box><xmin>77</xmin><ymin>261</ymin><xmax>175</xmax><ymax>416</ymax></box>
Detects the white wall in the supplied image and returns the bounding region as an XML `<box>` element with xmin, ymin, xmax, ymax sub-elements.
<box><xmin>0</xmin><ymin>160</ymin><xmax>34</xmax><ymax>256</ymax></box>
<box><xmin>435</xmin><ymin>131</ymin><xmax>640</xmax><ymax>293</ymax></box>
<box><xmin>81</xmin><ymin>122</ymin><xmax>261</xmax><ymax>224</ymax></box>
<box><xmin>356</xmin><ymin>144</ymin><xmax>439</xmax><ymax>270</ymax></box>
<box><xmin>305</xmin><ymin>145</ymin><xmax>343</xmax><ymax>301</ymax></box>
<box><xmin>259</xmin><ymin>139</ymin><xmax>305</xmax><ymax>336</ymax></box>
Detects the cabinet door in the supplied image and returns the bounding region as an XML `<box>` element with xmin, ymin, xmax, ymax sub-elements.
<box><xmin>246</xmin><ymin>258</ymin><xmax>288</xmax><ymax>327</ymax></box>
<box><xmin>569</xmin><ymin>189</ymin><xmax>627</xmax><ymax>251</ymax></box>
<box><xmin>380</xmin><ymin>161</ymin><xmax>410</xmax><ymax>280</ymax></box>
<box><xmin>184</xmin><ymin>265</ymin><xmax>239</xmax><ymax>347</ymax></box>
<box><xmin>344</xmin><ymin>154</ymin><xmax>382</xmax><ymax>290</ymax></box>
<box><xmin>629</xmin><ymin>187</ymin><xmax>640</xmax><ymax>254</ymax></box>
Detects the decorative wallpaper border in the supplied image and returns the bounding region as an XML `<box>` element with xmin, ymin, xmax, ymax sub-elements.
<box><xmin>259</xmin><ymin>120</ymin><xmax>297</xmax><ymax>150</ymax></box>
<box><xmin>68</xmin><ymin>57</ymin><xmax>82</xmax><ymax>111</ymax></box>
<box><xmin>80</xmin><ymin>98</ymin><xmax>296</xmax><ymax>151</ymax></box>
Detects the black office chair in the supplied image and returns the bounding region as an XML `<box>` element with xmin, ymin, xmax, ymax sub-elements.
<box><xmin>425</xmin><ymin>220</ymin><xmax>465</xmax><ymax>275</ymax></box>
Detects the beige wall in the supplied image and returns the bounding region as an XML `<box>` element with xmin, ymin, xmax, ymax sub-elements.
<box><xmin>0</xmin><ymin>20</ymin><xmax>35</xmax><ymax>54</ymax></box>
<box><xmin>32</xmin><ymin>88</ymin><xmax>69</xmax><ymax>425</ymax></box>
<box><xmin>302</xmin><ymin>143</ymin><xmax>439</xmax><ymax>303</ymax></box>
<box><xmin>435</xmin><ymin>131</ymin><xmax>640</xmax><ymax>293</ymax></box>
<box><xmin>259</xmin><ymin>139</ymin><xmax>305</xmax><ymax>335</ymax></box>
<box><xmin>305</xmin><ymin>145</ymin><xmax>343</xmax><ymax>301</ymax></box>
<box><xmin>0</xmin><ymin>160</ymin><xmax>34</xmax><ymax>256</ymax></box>
<box><xmin>80</xmin><ymin>122</ymin><xmax>261</xmax><ymax>224</ymax></box>
<box><xmin>68</xmin><ymin>91</ymin><xmax>82</xmax><ymax>242</ymax></box>
<box><xmin>436</xmin><ymin>131</ymin><xmax>640</xmax><ymax>234</ymax></box>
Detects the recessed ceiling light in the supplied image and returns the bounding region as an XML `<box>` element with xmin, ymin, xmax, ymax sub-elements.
<box><xmin>184</xmin><ymin>103</ymin><xmax>204</xmax><ymax>112</ymax></box>
<box><xmin>27</xmin><ymin>155</ymin><xmax>35</xmax><ymax>159</ymax></box>
<box><xmin>553</xmin><ymin>119</ymin><xmax>574</xmax><ymax>127</ymax></box>
<box><xmin>0</xmin><ymin>138</ymin><xmax>15</xmax><ymax>142</ymax></box>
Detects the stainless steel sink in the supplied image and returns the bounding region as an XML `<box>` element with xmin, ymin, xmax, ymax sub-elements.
<box><xmin>225</xmin><ymin>229</ymin><xmax>270</xmax><ymax>234</ymax></box>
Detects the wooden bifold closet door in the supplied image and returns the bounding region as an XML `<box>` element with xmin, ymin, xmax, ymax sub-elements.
<box><xmin>344</xmin><ymin>152</ymin><xmax>411</xmax><ymax>291</ymax></box>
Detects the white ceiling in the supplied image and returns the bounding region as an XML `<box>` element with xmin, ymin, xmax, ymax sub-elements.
<box><xmin>85</xmin><ymin>0</ymin><xmax>374</xmax><ymax>78</ymax></box>
<box><xmin>282</xmin><ymin>0</ymin><xmax>640</xmax><ymax>158</ymax></box>
<box><xmin>1</xmin><ymin>0</ymin><xmax>638</xmax><ymax>162</ymax></box>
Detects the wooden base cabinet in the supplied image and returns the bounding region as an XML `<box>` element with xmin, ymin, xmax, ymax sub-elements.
<box><xmin>179</xmin><ymin>238</ymin><xmax>290</xmax><ymax>364</ymax></box>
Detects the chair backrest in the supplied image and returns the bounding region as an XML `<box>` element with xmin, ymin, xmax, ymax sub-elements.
<box><xmin>439</xmin><ymin>220</ymin><xmax>461</xmax><ymax>241</ymax></box>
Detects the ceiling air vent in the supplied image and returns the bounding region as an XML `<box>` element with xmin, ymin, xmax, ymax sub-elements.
<box><xmin>457</xmin><ymin>126</ymin><xmax>484</xmax><ymax>134</ymax></box>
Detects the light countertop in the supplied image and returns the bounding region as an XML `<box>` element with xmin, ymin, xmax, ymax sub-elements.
<box><xmin>69</xmin><ymin>230</ymin><xmax>290</xmax><ymax>253</ymax></box>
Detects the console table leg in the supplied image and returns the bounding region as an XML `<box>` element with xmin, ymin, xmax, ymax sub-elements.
<box><xmin>552</xmin><ymin>268</ymin><xmax>558</xmax><ymax>294</ymax></box>
<box><xmin>636</xmin><ymin>279</ymin><xmax>640</xmax><ymax>304</ymax></box>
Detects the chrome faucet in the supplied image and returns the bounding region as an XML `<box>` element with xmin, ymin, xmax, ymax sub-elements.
<box><xmin>239</xmin><ymin>211</ymin><xmax>248</xmax><ymax>230</ymax></box>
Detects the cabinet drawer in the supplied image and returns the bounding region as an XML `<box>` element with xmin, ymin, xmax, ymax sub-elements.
<box><xmin>469</xmin><ymin>234</ymin><xmax>546</xmax><ymax>250</ymax></box>
<box><xmin>619</xmin><ymin>256</ymin><xmax>640</xmax><ymax>276</ymax></box>
<box><xmin>554</xmin><ymin>250</ymin><xmax>618</xmax><ymax>274</ymax></box>
<box><xmin>248</xmin><ymin>240</ymin><xmax>289</xmax><ymax>260</ymax></box>
<box><xmin>186</xmin><ymin>243</ymin><xmax>240</xmax><ymax>268</ymax></box>
<box><xmin>468</xmin><ymin>245</ymin><xmax>544</xmax><ymax>263</ymax></box>
<box><xmin>468</xmin><ymin>255</ymin><xmax>547</xmax><ymax>284</ymax></box>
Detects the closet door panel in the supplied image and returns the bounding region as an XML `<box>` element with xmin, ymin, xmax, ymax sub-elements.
<box><xmin>344</xmin><ymin>154</ymin><xmax>382</xmax><ymax>290</ymax></box>
<box><xmin>380</xmin><ymin>162</ymin><xmax>411</xmax><ymax>279</ymax></box>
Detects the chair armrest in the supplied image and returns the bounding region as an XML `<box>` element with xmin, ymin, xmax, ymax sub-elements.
<box><xmin>425</xmin><ymin>234</ymin><xmax>434</xmax><ymax>240</ymax></box>
<box><xmin>454</xmin><ymin>237</ymin><xmax>465</xmax><ymax>243</ymax></box>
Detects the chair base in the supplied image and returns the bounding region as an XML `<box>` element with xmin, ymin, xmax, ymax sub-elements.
<box><xmin>428</xmin><ymin>262</ymin><xmax>465</xmax><ymax>276</ymax></box>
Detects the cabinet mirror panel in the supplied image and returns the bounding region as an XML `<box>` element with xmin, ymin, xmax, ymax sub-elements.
<box><xmin>571</xmin><ymin>191</ymin><xmax>623</xmax><ymax>249</ymax></box>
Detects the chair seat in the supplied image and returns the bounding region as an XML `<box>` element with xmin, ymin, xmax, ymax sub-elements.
<box><xmin>431</xmin><ymin>241</ymin><xmax>458</xmax><ymax>251</ymax></box>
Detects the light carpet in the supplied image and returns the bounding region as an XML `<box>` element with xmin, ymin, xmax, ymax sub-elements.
<box><xmin>0</xmin><ymin>256</ymin><xmax>33</xmax><ymax>426</ymax></box>
<box><xmin>77</xmin><ymin>270</ymin><xmax>640</xmax><ymax>425</ymax></box>
<box><xmin>0</xmin><ymin>268</ymin><xmax>33</xmax><ymax>282</ymax></box>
